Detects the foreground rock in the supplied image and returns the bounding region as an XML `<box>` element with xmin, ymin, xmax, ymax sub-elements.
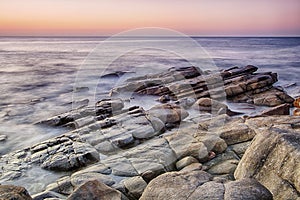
<box><xmin>67</xmin><ymin>180</ymin><xmax>121</xmax><ymax>200</ymax></box>
<box><xmin>0</xmin><ymin>185</ymin><xmax>32</xmax><ymax>200</ymax></box>
<box><xmin>140</xmin><ymin>170</ymin><xmax>272</xmax><ymax>200</ymax></box>
<box><xmin>235</xmin><ymin>122</ymin><xmax>300</xmax><ymax>199</ymax></box>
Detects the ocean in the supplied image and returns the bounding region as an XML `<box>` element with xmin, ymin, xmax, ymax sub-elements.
<box><xmin>0</xmin><ymin>36</ymin><xmax>299</xmax><ymax>155</ymax></box>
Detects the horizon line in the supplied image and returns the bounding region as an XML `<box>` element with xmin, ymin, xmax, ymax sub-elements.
<box><xmin>0</xmin><ymin>34</ymin><xmax>300</xmax><ymax>38</ymax></box>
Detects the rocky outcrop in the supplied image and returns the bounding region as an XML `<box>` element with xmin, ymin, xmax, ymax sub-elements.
<box><xmin>0</xmin><ymin>185</ymin><xmax>32</xmax><ymax>200</ymax></box>
<box><xmin>0</xmin><ymin>65</ymin><xmax>298</xmax><ymax>200</ymax></box>
<box><xmin>140</xmin><ymin>170</ymin><xmax>272</xmax><ymax>200</ymax></box>
<box><xmin>110</xmin><ymin>65</ymin><xmax>294</xmax><ymax>107</ymax></box>
<box><xmin>235</xmin><ymin>118</ymin><xmax>300</xmax><ymax>200</ymax></box>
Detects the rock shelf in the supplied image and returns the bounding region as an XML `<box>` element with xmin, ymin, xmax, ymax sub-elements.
<box><xmin>0</xmin><ymin>65</ymin><xmax>299</xmax><ymax>200</ymax></box>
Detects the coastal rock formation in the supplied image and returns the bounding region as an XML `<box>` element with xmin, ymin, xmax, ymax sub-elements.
<box><xmin>0</xmin><ymin>65</ymin><xmax>298</xmax><ymax>200</ymax></box>
<box><xmin>140</xmin><ymin>170</ymin><xmax>272</xmax><ymax>200</ymax></box>
<box><xmin>235</xmin><ymin>117</ymin><xmax>300</xmax><ymax>200</ymax></box>
<box><xmin>110</xmin><ymin>65</ymin><xmax>294</xmax><ymax>107</ymax></box>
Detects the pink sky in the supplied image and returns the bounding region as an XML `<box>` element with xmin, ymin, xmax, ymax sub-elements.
<box><xmin>0</xmin><ymin>0</ymin><xmax>300</xmax><ymax>36</ymax></box>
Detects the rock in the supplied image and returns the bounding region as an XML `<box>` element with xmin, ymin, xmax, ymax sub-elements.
<box><xmin>188</xmin><ymin>181</ymin><xmax>225</xmax><ymax>200</ymax></box>
<box><xmin>147</xmin><ymin>104</ymin><xmax>189</xmax><ymax>124</ymax></box>
<box><xmin>176</xmin><ymin>97</ymin><xmax>196</xmax><ymax>109</ymax></box>
<box><xmin>234</xmin><ymin>127</ymin><xmax>300</xmax><ymax>200</ymax></box>
<box><xmin>123</xmin><ymin>176</ymin><xmax>147</xmax><ymax>199</ymax></box>
<box><xmin>218</xmin><ymin>120</ymin><xmax>255</xmax><ymax>145</ymax></box>
<box><xmin>207</xmin><ymin>159</ymin><xmax>239</xmax><ymax>175</ymax></box>
<box><xmin>32</xmin><ymin>190</ymin><xmax>66</xmax><ymax>200</ymax></box>
<box><xmin>230</xmin><ymin>141</ymin><xmax>251</xmax><ymax>158</ymax></box>
<box><xmin>165</xmin><ymin>131</ymin><xmax>208</xmax><ymax>161</ymax></box>
<box><xmin>37</xmin><ymin>141</ymin><xmax>100</xmax><ymax>171</ymax></box>
<box><xmin>224</xmin><ymin>178</ymin><xmax>273</xmax><ymax>200</ymax></box>
<box><xmin>261</xmin><ymin>103</ymin><xmax>290</xmax><ymax>116</ymax></box>
<box><xmin>0</xmin><ymin>135</ymin><xmax>7</xmax><ymax>142</ymax></box>
<box><xmin>140</xmin><ymin>170</ymin><xmax>272</xmax><ymax>200</ymax></box>
<box><xmin>294</xmin><ymin>97</ymin><xmax>300</xmax><ymax>108</ymax></box>
<box><xmin>140</xmin><ymin>170</ymin><xmax>212</xmax><ymax>200</ymax></box>
<box><xmin>67</xmin><ymin>180</ymin><xmax>121</xmax><ymax>200</ymax></box>
<box><xmin>192</xmin><ymin>97</ymin><xmax>227</xmax><ymax>113</ymax></box>
<box><xmin>96</xmin><ymin>98</ymin><xmax>124</xmax><ymax>112</ymax></box>
<box><xmin>0</xmin><ymin>184</ymin><xmax>32</xmax><ymax>200</ymax></box>
<box><xmin>46</xmin><ymin>176</ymin><xmax>74</xmax><ymax>195</ymax></box>
<box><xmin>175</xmin><ymin>156</ymin><xmax>199</xmax><ymax>170</ymax></box>
<box><xmin>252</xmin><ymin>87</ymin><xmax>294</xmax><ymax>106</ymax></box>
<box><xmin>293</xmin><ymin>108</ymin><xmax>300</xmax><ymax>116</ymax></box>
<box><xmin>180</xmin><ymin>163</ymin><xmax>202</xmax><ymax>172</ymax></box>
<box><xmin>71</xmin><ymin>172</ymin><xmax>115</xmax><ymax>187</ymax></box>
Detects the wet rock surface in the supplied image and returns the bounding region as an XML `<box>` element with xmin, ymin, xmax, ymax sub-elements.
<box><xmin>0</xmin><ymin>65</ymin><xmax>298</xmax><ymax>200</ymax></box>
<box><xmin>0</xmin><ymin>185</ymin><xmax>32</xmax><ymax>200</ymax></box>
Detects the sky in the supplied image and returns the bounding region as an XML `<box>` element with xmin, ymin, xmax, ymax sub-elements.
<box><xmin>0</xmin><ymin>0</ymin><xmax>300</xmax><ymax>36</ymax></box>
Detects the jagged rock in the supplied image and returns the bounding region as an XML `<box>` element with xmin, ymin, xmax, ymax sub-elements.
<box><xmin>35</xmin><ymin>140</ymin><xmax>100</xmax><ymax>171</ymax></box>
<box><xmin>95</xmin><ymin>98</ymin><xmax>124</xmax><ymax>115</ymax></box>
<box><xmin>147</xmin><ymin>104</ymin><xmax>189</xmax><ymax>124</ymax></box>
<box><xmin>67</xmin><ymin>180</ymin><xmax>121</xmax><ymax>200</ymax></box>
<box><xmin>175</xmin><ymin>156</ymin><xmax>199</xmax><ymax>170</ymax></box>
<box><xmin>234</xmin><ymin>127</ymin><xmax>300</xmax><ymax>200</ymax></box>
<box><xmin>261</xmin><ymin>103</ymin><xmax>290</xmax><ymax>115</ymax></box>
<box><xmin>0</xmin><ymin>184</ymin><xmax>32</xmax><ymax>200</ymax></box>
<box><xmin>123</xmin><ymin>176</ymin><xmax>147</xmax><ymax>199</ymax></box>
<box><xmin>252</xmin><ymin>87</ymin><xmax>294</xmax><ymax>106</ymax></box>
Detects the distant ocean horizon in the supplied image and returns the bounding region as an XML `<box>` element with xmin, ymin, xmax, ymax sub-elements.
<box><xmin>0</xmin><ymin>36</ymin><xmax>299</xmax><ymax>154</ymax></box>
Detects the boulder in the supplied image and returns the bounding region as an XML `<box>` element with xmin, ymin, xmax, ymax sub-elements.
<box><xmin>67</xmin><ymin>180</ymin><xmax>121</xmax><ymax>200</ymax></box>
<box><xmin>140</xmin><ymin>170</ymin><xmax>272</xmax><ymax>200</ymax></box>
<box><xmin>0</xmin><ymin>184</ymin><xmax>32</xmax><ymax>200</ymax></box>
<box><xmin>294</xmin><ymin>97</ymin><xmax>300</xmax><ymax>108</ymax></box>
<box><xmin>234</xmin><ymin>127</ymin><xmax>300</xmax><ymax>200</ymax></box>
<box><xmin>140</xmin><ymin>170</ymin><xmax>212</xmax><ymax>200</ymax></box>
<box><xmin>224</xmin><ymin>178</ymin><xmax>273</xmax><ymax>200</ymax></box>
<box><xmin>261</xmin><ymin>103</ymin><xmax>290</xmax><ymax>116</ymax></box>
<box><xmin>123</xmin><ymin>176</ymin><xmax>147</xmax><ymax>199</ymax></box>
<box><xmin>147</xmin><ymin>104</ymin><xmax>189</xmax><ymax>124</ymax></box>
<box><xmin>294</xmin><ymin>108</ymin><xmax>300</xmax><ymax>116</ymax></box>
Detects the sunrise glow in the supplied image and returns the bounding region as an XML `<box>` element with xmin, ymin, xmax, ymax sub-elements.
<box><xmin>0</xmin><ymin>0</ymin><xmax>300</xmax><ymax>36</ymax></box>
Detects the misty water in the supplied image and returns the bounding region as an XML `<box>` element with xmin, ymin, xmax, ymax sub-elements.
<box><xmin>0</xmin><ymin>36</ymin><xmax>299</xmax><ymax>156</ymax></box>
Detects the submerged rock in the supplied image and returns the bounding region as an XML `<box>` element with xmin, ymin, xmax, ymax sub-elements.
<box><xmin>0</xmin><ymin>135</ymin><xmax>7</xmax><ymax>142</ymax></box>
